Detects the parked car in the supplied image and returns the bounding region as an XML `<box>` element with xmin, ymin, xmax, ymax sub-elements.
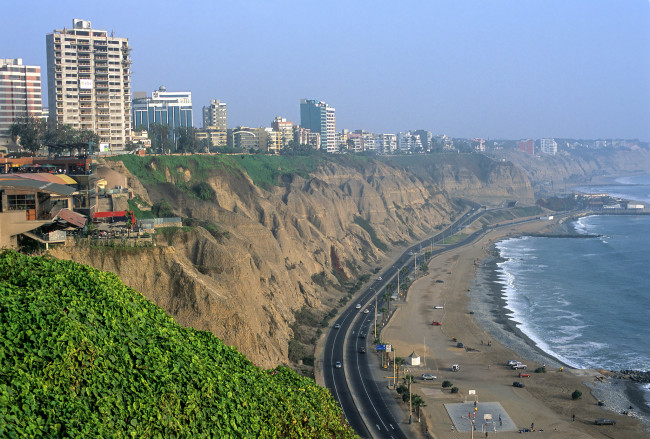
<box><xmin>432</xmin><ymin>321</ymin><xmax>442</xmax><ymax>326</ymax></box>
<box><xmin>513</xmin><ymin>381</ymin><xmax>525</xmax><ymax>388</ymax></box>
<box><xmin>511</xmin><ymin>362</ymin><xmax>527</xmax><ymax>370</ymax></box>
<box><xmin>433</xmin><ymin>305</ymin><xmax>444</xmax><ymax>309</ymax></box>
<box><xmin>335</xmin><ymin>361</ymin><xmax>342</xmax><ymax>369</ymax></box>
<box><xmin>518</xmin><ymin>372</ymin><xmax>530</xmax><ymax>378</ymax></box>
<box><xmin>507</xmin><ymin>360</ymin><xmax>518</xmax><ymax>366</ymax></box>
<box><xmin>421</xmin><ymin>373</ymin><xmax>437</xmax><ymax>380</ymax></box>
<box><xmin>594</xmin><ymin>418</ymin><xmax>616</xmax><ymax>425</ymax></box>
<box><xmin>456</xmin><ymin>342</ymin><xmax>464</xmax><ymax>348</ymax></box>
<box><xmin>334</xmin><ymin>323</ymin><xmax>341</xmax><ymax>329</ymax></box>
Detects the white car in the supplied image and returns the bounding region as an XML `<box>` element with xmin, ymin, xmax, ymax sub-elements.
<box><xmin>433</xmin><ymin>305</ymin><xmax>444</xmax><ymax>309</ymax></box>
<box><xmin>355</xmin><ymin>304</ymin><xmax>362</xmax><ymax>309</ymax></box>
<box><xmin>377</xmin><ymin>276</ymin><xmax>382</xmax><ymax>281</ymax></box>
<box><xmin>334</xmin><ymin>323</ymin><xmax>341</xmax><ymax>329</ymax></box>
<box><xmin>421</xmin><ymin>373</ymin><xmax>437</xmax><ymax>380</ymax></box>
<box><xmin>335</xmin><ymin>361</ymin><xmax>342</xmax><ymax>369</ymax></box>
<box><xmin>363</xmin><ymin>309</ymin><xmax>370</xmax><ymax>314</ymax></box>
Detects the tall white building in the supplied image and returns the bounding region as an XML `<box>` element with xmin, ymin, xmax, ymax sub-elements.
<box><xmin>46</xmin><ymin>19</ymin><xmax>132</xmax><ymax>149</ymax></box>
<box><xmin>0</xmin><ymin>59</ymin><xmax>42</xmax><ymax>146</ymax></box>
<box><xmin>300</xmin><ymin>99</ymin><xmax>336</xmax><ymax>153</ymax></box>
<box><xmin>202</xmin><ymin>99</ymin><xmax>227</xmax><ymax>130</ymax></box>
<box><xmin>540</xmin><ymin>138</ymin><xmax>557</xmax><ymax>155</ymax></box>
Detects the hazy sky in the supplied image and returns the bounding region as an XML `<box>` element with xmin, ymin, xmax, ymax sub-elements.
<box><xmin>4</xmin><ymin>0</ymin><xmax>650</xmax><ymax>140</ymax></box>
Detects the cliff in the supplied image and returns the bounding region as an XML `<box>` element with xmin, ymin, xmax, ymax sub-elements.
<box><xmin>50</xmin><ymin>153</ymin><xmax>533</xmax><ymax>367</ymax></box>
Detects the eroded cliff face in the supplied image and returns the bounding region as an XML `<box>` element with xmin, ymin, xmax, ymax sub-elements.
<box><xmin>493</xmin><ymin>147</ymin><xmax>650</xmax><ymax>191</ymax></box>
<box><xmin>51</xmin><ymin>155</ymin><xmax>531</xmax><ymax>367</ymax></box>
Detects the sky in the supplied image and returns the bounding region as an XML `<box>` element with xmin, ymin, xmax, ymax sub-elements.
<box><xmin>3</xmin><ymin>0</ymin><xmax>650</xmax><ymax>140</ymax></box>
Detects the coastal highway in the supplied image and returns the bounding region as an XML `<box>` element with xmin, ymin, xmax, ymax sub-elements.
<box><xmin>323</xmin><ymin>206</ymin><xmax>552</xmax><ymax>438</ymax></box>
<box><xmin>323</xmin><ymin>205</ymin><xmax>485</xmax><ymax>438</ymax></box>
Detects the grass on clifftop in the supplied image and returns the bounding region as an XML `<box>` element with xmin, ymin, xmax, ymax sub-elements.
<box><xmin>109</xmin><ymin>154</ymin><xmax>324</xmax><ymax>189</ymax></box>
<box><xmin>0</xmin><ymin>250</ymin><xmax>357</xmax><ymax>438</ymax></box>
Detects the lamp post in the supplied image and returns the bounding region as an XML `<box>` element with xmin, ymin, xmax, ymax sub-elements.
<box><xmin>407</xmin><ymin>370</ymin><xmax>412</xmax><ymax>424</ymax></box>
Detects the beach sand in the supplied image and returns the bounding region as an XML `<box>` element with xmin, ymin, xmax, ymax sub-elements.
<box><xmin>380</xmin><ymin>220</ymin><xmax>650</xmax><ymax>439</ymax></box>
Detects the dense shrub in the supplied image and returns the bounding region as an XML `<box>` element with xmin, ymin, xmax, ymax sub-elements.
<box><xmin>450</xmin><ymin>387</ymin><xmax>459</xmax><ymax>394</ymax></box>
<box><xmin>535</xmin><ymin>366</ymin><xmax>547</xmax><ymax>373</ymax></box>
<box><xmin>572</xmin><ymin>390</ymin><xmax>583</xmax><ymax>400</ymax></box>
<box><xmin>0</xmin><ymin>250</ymin><xmax>356</xmax><ymax>438</ymax></box>
<box><xmin>442</xmin><ymin>380</ymin><xmax>453</xmax><ymax>388</ymax></box>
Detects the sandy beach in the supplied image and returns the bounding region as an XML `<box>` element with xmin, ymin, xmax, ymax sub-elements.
<box><xmin>380</xmin><ymin>219</ymin><xmax>650</xmax><ymax>439</ymax></box>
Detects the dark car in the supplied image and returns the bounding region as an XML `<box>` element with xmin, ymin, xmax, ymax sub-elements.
<box><xmin>594</xmin><ymin>418</ymin><xmax>616</xmax><ymax>425</ymax></box>
<box><xmin>456</xmin><ymin>342</ymin><xmax>464</xmax><ymax>348</ymax></box>
<box><xmin>359</xmin><ymin>346</ymin><xmax>366</xmax><ymax>354</ymax></box>
<box><xmin>359</xmin><ymin>332</ymin><xmax>366</xmax><ymax>338</ymax></box>
<box><xmin>513</xmin><ymin>381</ymin><xmax>525</xmax><ymax>388</ymax></box>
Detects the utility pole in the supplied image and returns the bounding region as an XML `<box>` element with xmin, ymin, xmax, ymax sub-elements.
<box><xmin>393</xmin><ymin>349</ymin><xmax>397</xmax><ymax>389</ymax></box>
<box><xmin>408</xmin><ymin>377</ymin><xmax>412</xmax><ymax>424</ymax></box>
<box><xmin>374</xmin><ymin>296</ymin><xmax>377</xmax><ymax>340</ymax></box>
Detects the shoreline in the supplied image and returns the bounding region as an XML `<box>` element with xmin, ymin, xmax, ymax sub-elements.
<box><xmin>470</xmin><ymin>236</ymin><xmax>650</xmax><ymax>428</ymax></box>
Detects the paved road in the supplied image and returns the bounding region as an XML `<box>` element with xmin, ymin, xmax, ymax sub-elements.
<box><xmin>323</xmin><ymin>205</ymin><xmax>562</xmax><ymax>438</ymax></box>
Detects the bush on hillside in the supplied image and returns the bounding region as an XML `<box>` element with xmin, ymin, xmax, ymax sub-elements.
<box><xmin>0</xmin><ymin>250</ymin><xmax>356</xmax><ymax>438</ymax></box>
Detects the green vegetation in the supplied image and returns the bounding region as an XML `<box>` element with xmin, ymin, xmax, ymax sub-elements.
<box><xmin>442</xmin><ymin>380</ymin><xmax>453</xmax><ymax>388</ymax></box>
<box><xmin>571</xmin><ymin>389</ymin><xmax>583</xmax><ymax>400</ymax></box>
<box><xmin>127</xmin><ymin>196</ymin><xmax>154</xmax><ymax>220</ymax></box>
<box><xmin>182</xmin><ymin>218</ymin><xmax>230</xmax><ymax>241</ymax></box>
<box><xmin>192</xmin><ymin>181</ymin><xmax>216</xmax><ymax>201</ymax></box>
<box><xmin>0</xmin><ymin>250</ymin><xmax>356</xmax><ymax>438</ymax></box>
<box><xmin>535</xmin><ymin>366</ymin><xmax>547</xmax><ymax>373</ymax></box>
<box><xmin>450</xmin><ymin>387</ymin><xmax>459</xmax><ymax>394</ymax></box>
<box><xmin>353</xmin><ymin>216</ymin><xmax>388</xmax><ymax>252</ymax></box>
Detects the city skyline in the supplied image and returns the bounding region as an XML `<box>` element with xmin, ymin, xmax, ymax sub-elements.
<box><xmin>2</xmin><ymin>1</ymin><xmax>649</xmax><ymax>141</ymax></box>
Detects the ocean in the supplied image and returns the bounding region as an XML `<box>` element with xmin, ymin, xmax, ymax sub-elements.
<box><xmin>494</xmin><ymin>174</ymin><xmax>650</xmax><ymax>409</ymax></box>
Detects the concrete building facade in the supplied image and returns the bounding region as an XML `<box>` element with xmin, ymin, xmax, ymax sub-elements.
<box><xmin>0</xmin><ymin>59</ymin><xmax>43</xmax><ymax>146</ymax></box>
<box><xmin>300</xmin><ymin>99</ymin><xmax>336</xmax><ymax>153</ymax></box>
<box><xmin>540</xmin><ymin>138</ymin><xmax>557</xmax><ymax>155</ymax></box>
<box><xmin>46</xmin><ymin>19</ymin><xmax>132</xmax><ymax>150</ymax></box>
<box><xmin>132</xmin><ymin>86</ymin><xmax>193</xmax><ymax>136</ymax></box>
<box><xmin>202</xmin><ymin>99</ymin><xmax>227</xmax><ymax>130</ymax></box>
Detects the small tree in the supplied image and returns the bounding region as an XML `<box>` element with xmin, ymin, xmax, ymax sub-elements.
<box><xmin>571</xmin><ymin>390</ymin><xmax>582</xmax><ymax>400</ymax></box>
<box><xmin>412</xmin><ymin>394</ymin><xmax>426</xmax><ymax>422</ymax></box>
<box><xmin>450</xmin><ymin>387</ymin><xmax>459</xmax><ymax>394</ymax></box>
<box><xmin>442</xmin><ymin>380</ymin><xmax>453</xmax><ymax>388</ymax></box>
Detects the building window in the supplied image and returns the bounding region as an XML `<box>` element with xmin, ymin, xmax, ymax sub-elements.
<box><xmin>7</xmin><ymin>194</ymin><xmax>36</xmax><ymax>211</ymax></box>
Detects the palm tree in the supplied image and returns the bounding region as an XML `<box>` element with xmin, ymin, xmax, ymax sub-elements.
<box><xmin>412</xmin><ymin>394</ymin><xmax>426</xmax><ymax>422</ymax></box>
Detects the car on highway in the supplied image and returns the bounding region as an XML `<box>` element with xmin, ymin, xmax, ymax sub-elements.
<box><xmin>594</xmin><ymin>418</ymin><xmax>616</xmax><ymax>425</ymax></box>
<box><xmin>359</xmin><ymin>346</ymin><xmax>366</xmax><ymax>354</ymax></box>
<box><xmin>355</xmin><ymin>303</ymin><xmax>362</xmax><ymax>309</ymax></box>
<box><xmin>513</xmin><ymin>381</ymin><xmax>525</xmax><ymax>388</ymax></box>
<box><xmin>421</xmin><ymin>373</ymin><xmax>436</xmax><ymax>380</ymax></box>
<box><xmin>363</xmin><ymin>308</ymin><xmax>370</xmax><ymax>314</ymax></box>
<box><xmin>334</xmin><ymin>323</ymin><xmax>341</xmax><ymax>329</ymax></box>
<box><xmin>335</xmin><ymin>361</ymin><xmax>342</xmax><ymax>369</ymax></box>
<box><xmin>377</xmin><ymin>276</ymin><xmax>382</xmax><ymax>281</ymax></box>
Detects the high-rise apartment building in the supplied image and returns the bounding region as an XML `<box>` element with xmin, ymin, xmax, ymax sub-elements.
<box><xmin>0</xmin><ymin>59</ymin><xmax>42</xmax><ymax>146</ymax></box>
<box><xmin>46</xmin><ymin>19</ymin><xmax>132</xmax><ymax>149</ymax></box>
<box><xmin>540</xmin><ymin>138</ymin><xmax>557</xmax><ymax>155</ymax></box>
<box><xmin>300</xmin><ymin>99</ymin><xmax>336</xmax><ymax>153</ymax></box>
<box><xmin>202</xmin><ymin>99</ymin><xmax>227</xmax><ymax>130</ymax></box>
<box><xmin>132</xmin><ymin>86</ymin><xmax>193</xmax><ymax>135</ymax></box>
